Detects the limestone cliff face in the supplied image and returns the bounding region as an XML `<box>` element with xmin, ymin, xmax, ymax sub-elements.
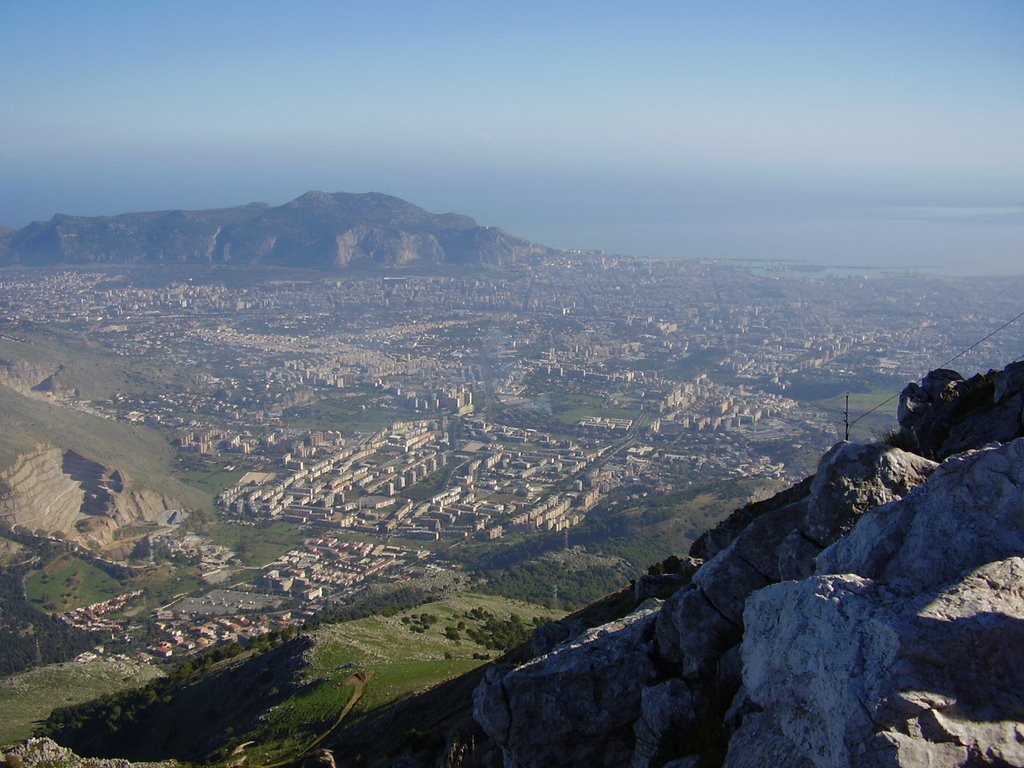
<box><xmin>472</xmin><ymin>360</ymin><xmax>1024</xmax><ymax>768</ymax></box>
<box><xmin>0</xmin><ymin>445</ymin><xmax>179</xmax><ymax>556</ymax></box>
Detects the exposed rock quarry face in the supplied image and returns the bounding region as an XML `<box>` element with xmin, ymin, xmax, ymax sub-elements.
<box><xmin>473</xmin><ymin>359</ymin><xmax>1024</xmax><ymax>768</ymax></box>
<box><xmin>0</xmin><ymin>444</ymin><xmax>179</xmax><ymax>556</ymax></box>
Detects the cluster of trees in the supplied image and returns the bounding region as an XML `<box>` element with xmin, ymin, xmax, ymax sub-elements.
<box><xmin>476</xmin><ymin>558</ymin><xmax>629</xmax><ymax>609</ymax></box>
<box><xmin>311</xmin><ymin>583</ymin><xmax>439</xmax><ymax>627</ymax></box>
<box><xmin>0</xmin><ymin>564</ymin><xmax>96</xmax><ymax>676</ymax></box>
<box><xmin>401</xmin><ymin>611</ymin><xmax>439</xmax><ymax>633</ymax></box>
<box><xmin>458</xmin><ymin>608</ymin><xmax>543</xmax><ymax>651</ymax></box>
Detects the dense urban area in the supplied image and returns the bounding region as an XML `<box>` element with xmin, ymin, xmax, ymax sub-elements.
<box><xmin>1</xmin><ymin>255</ymin><xmax>1022</xmax><ymax>665</ymax></box>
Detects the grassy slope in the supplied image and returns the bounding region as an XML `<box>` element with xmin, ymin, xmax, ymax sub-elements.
<box><xmin>0</xmin><ymin>658</ymin><xmax>163</xmax><ymax>745</ymax></box>
<box><xmin>311</xmin><ymin>592</ymin><xmax>561</xmax><ymax>711</ymax></box>
<box><xmin>36</xmin><ymin>592</ymin><xmax>565</xmax><ymax>765</ymax></box>
<box><xmin>327</xmin><ymin>586</ymin><xmax>637</xmax><ymax>767</ymax></box>
<box><xmin>0</xmin><ymin>325</ymin><xmax>186</xmax><ymax>402</ymax></box>
<box><xmin>24</xmin><ymin>555</ymin><xmax>123</xmax><ymax>612</ymax></box>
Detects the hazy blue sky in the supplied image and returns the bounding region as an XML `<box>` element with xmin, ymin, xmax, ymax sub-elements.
<box><xmin>2</xmin><ymin>1</ymin><xmax>1022</xmax><ymax>273</ymax></box>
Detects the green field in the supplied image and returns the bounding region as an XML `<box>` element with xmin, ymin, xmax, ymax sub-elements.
<box><xmin>23</xmin><ymin>555</ymin><xmax>207</xmax><ymax>614</ymax></box>
<box><xmin>0</xmin><ymin>658</ymin><xmax>163</xmax><ymax>745</ymax></box>
<box><xmin>24</xmin><ymin>555</ymin><xmax>124</xmax><ymax>613</ymax></box>
<box><xmin>245</xmin><ymin>678</ymin><xmax>359</xmax><ymax>764</ymax></box>
<box><xmin>202</xmin><ymin>520</ymin><xmax>310</xmax><ymax>566</ymax></box>
<box><xmin>284</xmin><ymin>390</ymin><xmax>399</xmax><ymax>433</ymax></box>
<box><xmin>518</xmin><ymin>390</ymin><xmax>641</xmax><ymax>426</ymax></box>
<box><xmin>174</xmin><ymin>464</ymin><xmax>247</xmax><ymax>498</ymax></box>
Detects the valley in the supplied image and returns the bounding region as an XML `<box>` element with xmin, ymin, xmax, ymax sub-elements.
<box><xmin>1</xmin><ymin>250</ymin><xmax>1022</xmax><ymax>764</ymax></box>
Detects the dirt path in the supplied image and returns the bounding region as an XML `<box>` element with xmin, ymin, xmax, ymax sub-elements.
<box><xmin>263</xmin><ymin>671</ymin><xmax>372</xmax><ymax>768</ymax></box>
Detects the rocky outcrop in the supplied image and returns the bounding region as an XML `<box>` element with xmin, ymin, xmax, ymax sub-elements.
<box><xmin>473</xmin><ymin>604</ymin><xmax>661</xmax><ymax>768</ymax></box>
<box><xmin>472</xmin><ymin>359</ymin><xmax>1024</xmax><ymax>768</ymax></box>
<box><xmin>0</xmin><ymin>445</ymin><xmax>180</xmax><ymax>556</ymax></box>
<box><xmin>896</xmin><ymin>363</ymin><xmax>1024</xmax><ymax>459</ymax></box>
<box><xmin>1</xmin><ymin>737</ymin><xmax>176</xmax><ymax>767</ymax></box>
<box><xmin>0</xmin><ymin>360</ymin><xmax>63</xmax><ymax>397</ymax></box>
<box><xmin>732</xmin><ymin>439</ymin><xmax>1024</xmax><ymax>767</ymax></box>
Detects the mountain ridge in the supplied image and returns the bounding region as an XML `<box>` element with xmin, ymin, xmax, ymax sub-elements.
<box><xmin>0</xmin><ymin>192</ymin><xmax>553</xmax><ymax>270</ymax></box>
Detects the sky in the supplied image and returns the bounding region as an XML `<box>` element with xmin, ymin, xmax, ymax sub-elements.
<box><xmin>2</xmin><ymin>1</ymin><xmax>1022</xmax><ymax>274</ymax></box>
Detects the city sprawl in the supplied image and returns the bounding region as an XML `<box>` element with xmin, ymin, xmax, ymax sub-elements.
<box><xmin>1</xmin><ymin>254</ymin><xmax>1021</xmax><ymax>660</ymax></box>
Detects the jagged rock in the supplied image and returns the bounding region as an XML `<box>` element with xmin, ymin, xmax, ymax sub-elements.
<box><xmin>528</xmin><ymin>615</ymin><xmax>590</xmax><ymax>657</ymax></box>
<box><xmin>691</xmin><ymin>544</ymin><xmax>771</xmax><ymax>626</ymax></box>
<box><xmin>733</xmin><ymin>559</ymin><xmax>1024</xmax><ymax>768</ymax></box>
<box><xmin>634</xmin><ymin>571</ymin><xmax>693</xmax><ymax>604</ymax></box>
<box><xmin>724</xmin><ymin>710</ymin><xmax>818</xmax><ymax>768</ymax></box>
<box><xmin>818</xmin><ymin>439</ymin><xmax>1024</xmax><ymax>590</ymax></box>
<box><xmin>728</xmin><ymin>498</ymin><xmax>807</xmax><ymax>582</ymax></box>
<box><xmin>994</xmin><ymin>360</ymin><xmax>1024</xmax><ymax>403</ymax></box>
<box><xmin>631</xmin><ymin>679</ymin><xmax>703</xmax><ymax>768</ymax></box>
<box><xmin>775</xmin><ymin>529</ymin><xmax>820</xmax><ymax>581</ymax></box>
<box><xmin>801</xmin><ymin>442</ymin><xmax>936</xmax><ymax>547</ymax></box>
<box><xmin>715</xmin><ymin>645</ymin><xmax>744</xmax><ymax>706</ymax></box>
<box><xmin>896</xmin><ymin>367</ymin><xmax>964</xmax><ymax>429</ymax></box>
<box><xmin>731</xmin><ymin>437</ymin><xmax>1024</xmax><ymax>767</ymax></box>
<box><xmin>897</xmin><ymin>365</ymin><xmax>1024</xmax><ymax>460</ymax></box>
<box><xmin>473</xmin><ymin>605</ymin><xmax>660</xmax><ymax>768</ymax></box>
<box><xmin>654</xmin><ymin>585</ymin><xmax>740</xmax><ymax>679</ymax></box>
<box><xmin>941</xmin><ymin>386</ymin><xmax>1024</xmax><ymax>458</ymax></box>
<box><xmin>658</xmin><ymin>442</ymin><xmax>931</xmax><ymax>681</ymax></box>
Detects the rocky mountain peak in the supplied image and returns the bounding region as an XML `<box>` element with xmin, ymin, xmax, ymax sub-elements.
<box><xmin>0</xmin><ymin>192</ymin><xmax>547</xmax><ymax>270</ymax></box>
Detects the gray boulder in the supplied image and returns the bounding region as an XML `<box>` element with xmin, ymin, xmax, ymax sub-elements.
<box><xmin>730</xmin><ymin>438</ymin><xmax>1024</xmax><ymax>767</ymax></box>
<box><xmin>473</xmin><ymin>605</ymin><xmax>661</xmax><ymax>768</ymax></box>
<box><xmin>896</xmin><ymin>364</ymin><xmax>1024</xmax><ymax>460</ymax></box>
<box><xmin>802</xmin><ymin>442</ymin><xmax>936</xmax><ymax>547</ymax></box>
<box><xmin>732</xmin><ymin>559</ymin><xmax>1024</xmax><ymax>768</ymax></box>
<box><xmin>818</xmin><ymin>439</ymin><xmax>1024</xmax><ymax>589</ymax></box>
<box><xmin>631</xmin><ymin>679</ymin><xmax>704</xmax><ymax>768</ymax></box>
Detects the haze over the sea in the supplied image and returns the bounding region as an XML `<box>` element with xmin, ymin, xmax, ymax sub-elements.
<box><xmin>2</xmin><ymin>1</ymin><xmax>1021</xmax><ymax>275</ymax></box>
